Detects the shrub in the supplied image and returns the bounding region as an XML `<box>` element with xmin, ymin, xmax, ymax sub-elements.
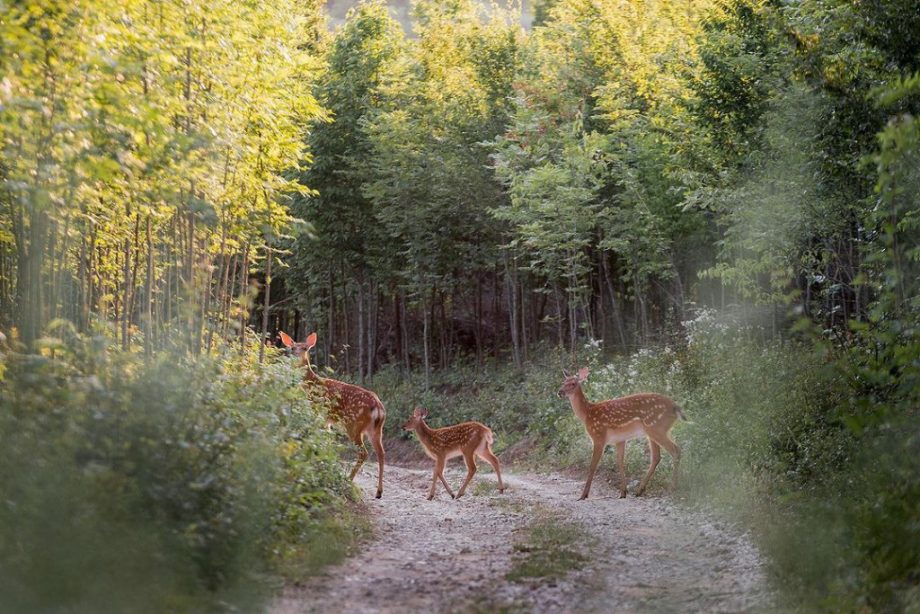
<box><xmin>0</xmin><ymin>334</ymin><xmax>353</xmax><ymax>612</ymax></box>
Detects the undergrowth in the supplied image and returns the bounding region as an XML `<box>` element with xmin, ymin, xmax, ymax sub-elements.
<box><xmin>0</xmin><ymin>331</ymin><xmax>361</xmax><ymax>612</ymax></box>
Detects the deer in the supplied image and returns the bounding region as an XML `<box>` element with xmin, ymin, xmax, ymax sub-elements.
<box><xmin>279</xmin><ymin>331</ymin><xmax>386</xmax><ymax>499</ymax></box>
<box><xmin>558</xmin><ymin>367</ymin><xmax>686</xmax><ymax>500</ymax></box>
<box><xmin>401</xmin><ymin>407</ymin><xmax>505</xmax><ymax>500</ymax></box>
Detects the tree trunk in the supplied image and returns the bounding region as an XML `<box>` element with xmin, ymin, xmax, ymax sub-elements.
<box><xmin>239</xmin><ymin>244</ymin><xmax>250</xmax><ymax>354</ymax></box>
<box><xmin>422</xmin><ymin>298</ymin><xmax>431</xmax><ymax>390</ymax></box>
<box><xmin>122</xmin><ymin>233</ymin><xmax>131</xmax><ymax>350</ymax></box>
<box><xmin>504</xmin><ymin>254</ymin><xmax>521</xmax><ymax>368</ymax></box>
<box><xmin>601</xmin><ymin>252</ymin><xmax>627</xmax><ymax>349</ymax></box>
<box><xmin>357</xmin><ymin>280</ymin><xmax>365</xmax><ymax>383</ymax></box>
<box><xmin>258</xmin><ymin>245</ymin><xmax>272</xmax><ymax>364</ymax></box>
<box><xmin>367</xmin><ymin>281</ymin><xmax>376</xmax><ymax>378</ymax></box>
<box><xmin>400</xmin><ymin>288</ymin><xmax>410</xmax><ymax>374</ymax></box>
<box><xmin>475</xmin><ymin>275</ymin><xmax>483</xmax><ymax>367</ymax></box>
<box><xmin>145</xmin><ymin>216</ymin><xmax>155</xmax><ymax>354</ymax></box>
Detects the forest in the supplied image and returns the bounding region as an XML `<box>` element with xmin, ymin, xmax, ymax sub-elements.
<box><xmin>1</xmin><ymin>0</ymin><xmax>917</xmax><ymax>611</ymax></box>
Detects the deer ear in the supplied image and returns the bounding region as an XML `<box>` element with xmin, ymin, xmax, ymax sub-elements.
<box><xmin>577</xmin><ymin>367</ymin><xmax>589</xmax><ymax>382</ymax></box>
<box><xmin>305</xmin><ymin>332</ymin><xmax>317</xmax><ymax>350</ymax></box>
<box><xmin>419</xmin><ymin>407</ymin><xmax>429</xmax><ymax>419</ymax></box>
<box><xmin>278</xmin><ymin>331</ymin><xmax>294</xmax><ymax>348</ymax></box>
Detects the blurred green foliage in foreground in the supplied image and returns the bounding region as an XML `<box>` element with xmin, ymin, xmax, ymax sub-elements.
<box><xmin>0</xmin><ymin>330</ymin><xmax>359</xmax><ymax>612</ymax></box>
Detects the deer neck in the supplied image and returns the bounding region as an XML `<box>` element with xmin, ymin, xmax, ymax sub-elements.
<box><xmin>568</xmin><ymin>386</ymin><xmax>591</xmax><ymax>421</ymax></box>
<box><xmin>413</xmin><ymin>421</ymin><xmax>439</xmax><ymax>454</ymax></box>
<box><xmin>302</xmin><ymin>354</ymin><xmax>321</xmax><ymax>382</ymax></box>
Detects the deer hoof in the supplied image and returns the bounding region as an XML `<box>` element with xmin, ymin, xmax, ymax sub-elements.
<box><xmin>375</xmin><ymin>490</ymin><xmax>382</xmax><ymax>499</ymax></box>
<box><xmin>427</xmin><ymin>495</ymin><xmax>434</xmax><ymax>501</ymax></box>
<box><xmin>619</xmin><ymin>491</ymin><xmax>628</xmax><ymax>499</ymax></box>
<box><xmin>578</xmin><ymin>494</ymin><xmax>588</xmax><ymax>500</ymax></box>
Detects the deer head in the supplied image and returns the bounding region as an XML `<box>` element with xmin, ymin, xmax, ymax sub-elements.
<box><xmin>278</xmin><ymin>331</ymin><xmax>317</xmax><ymax>366</ymax></box>
<box><xmin>402</xmin><ymin>406</ymin><xmax>429</xmax><ymax>431</ymax></box>
<box><xmin>558</xmin><ymin>367</ymin><xmax>589</xmax><ymax>398</ymax></box>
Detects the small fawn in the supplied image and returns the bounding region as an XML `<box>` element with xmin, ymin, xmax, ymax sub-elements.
<box><xmin>279</xmin><ymin>331</ymin><xmax>386</xmax><ymax>499</ymax></box>
<box><xmin>402</xmin><ymin>407</ymin><xmax>505</xmax><ymax>500</ymax></box>
<box><xmin>559</xmin><ymin>368</ymin><xmax>686</xmax><ymax>500</ymax></box>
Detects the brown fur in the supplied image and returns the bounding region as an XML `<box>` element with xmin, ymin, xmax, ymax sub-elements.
<box><xmin>280</xmin><ymin>331</ymin><xmax>386</xmax><ymax>499</ymax></box>
<box><xmin>403</xmin><ymin>407</ymin><xmax>505</xmax><ymax>500</ymax></box>
<box><xmin>559</xmin><ymin>368</ymin><xmax>683</xmax><ymax>500</ymax></box>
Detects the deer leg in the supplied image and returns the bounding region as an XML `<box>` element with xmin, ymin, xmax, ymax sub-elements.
<box><xmin>479</xmin><ymin>446</ymin><xmax>505</xmax><ymax>493</ymax></box>
<box><xmin>656</xmin><ymin>435</ymin><xmax>682</xmax><ymax>490</ymax></box>
<box><xmin>369</xmin><ymin>422</ymin><xmax>385</xmax><ymax>499</ymax></box>
<box><xmin>349</xmin><ymin>435</ymin><xmax>369</xmax><ymax>482</ymax></box>
<box><xmin>615</xmin><ymin>441</ymin><xmax>628</xmax><ymax>498</ymax></box>
<box><xmin>636</xmin><ymin>439</ymin><xmax>661</xmax><ymax>496</ymax></box>
<box><xmin>429</xmin><ymin>457</ymin><xmax>447</xmax><ymax>500</ymax></box>
<box><xmin>439</xmin><ymin>473</ymin><xmax>456</xmax><ymax>499</ymax></box>
<box><xmin>456</xmin><ymin>453</ymin><xmax>477</xmax><ymax>498</ymax></box>
<box><xmin>581</xmin><ymin>439</ymin><xmax>606</xmax><ymax>500</ymax></box>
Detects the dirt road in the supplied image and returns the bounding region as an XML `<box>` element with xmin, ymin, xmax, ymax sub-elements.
<box><xmin>274</xmin><ymin>464</ymin><xmax>772</xmax><ymax>613</ymax></box>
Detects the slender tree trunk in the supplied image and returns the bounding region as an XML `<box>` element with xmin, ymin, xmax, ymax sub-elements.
<box><xmin>422</xmin><ymin>298</ymin><xmax>431</xmax><ymax>390</ymax></box>
<box><xmin>327</xmin><ymin>266</ymin><xmax>335</xmax><ymax>361</ymax></box>
<box><xmin>16</xmin><ymin>206</ymin><xmax>49</xmax><ymax>349</ymax></box>
<box><xmin>519</xmin><ymin>277</ymin><xmax>528</xmax><ymax>363</ymax></box>
<box><xmin>239</xmin><ymin>244</ymin><xmax>249</xmax><ymax>354</ymax></box>
<box><xmin>492</xmin><ymin>265</ymin><xmax>500</xmax><ymax>358</ymax></box>
<box><xmin>122</xmin><ymin>233</ymin><xmax>131</xmax><ymax>350</ymax></box>
<box><xmin>357</xmin><ymin>280</ymin><xmax>365</xmax><ymax>383</ymax></box>
<box><xmin>128</xmin><ymin>214</ymin><xmax>141</xmax><ymax>336</ymax></box>
<box><xmin>367</xmin><ymin>281</ymin><xmax>376</xmax><ymax>378</ymax></box>
<box><xmin>439</xmin><ymin>289</ymin><xmax>447</xmax><ymax>369</ymax></box>
<box><xmin>187</xmin><ymin>210</ymin><xmax>197</xmax><ymax>353</ymax></box>
<box><xmin>400</xmin><ymin>288</ymin><xmax>410</xmax><ymax>374</ymax></box>
<box><xmin>258</xmin><ymin>245</ymin><xmax>272</xmax><ymax>364</ymax></box>
<box><xmin>475</xmin><ymin>275</ymin><xmax>483</xmax><ymax>367</ymax></box>
<box><xmin>222</xmin><ymin>251</ymin><xmax>237</xmax><ymax>344</ymax></box>
<box><xmin>145</xmin><ymin>216</ymin><xmax>154</xmax><ymax>355</ymax></box>
<box><xmin>198</xmin><ymin>233</ymin><xmax>212</xmax><ymax>354</ymax></box>
<box><xmin>504</xmin><ymin>254</ymin><xmax>521</xmax><ymax>368</ymax></box>
<box><xmin>78</xmin><ymin>217</ymin><xmax>88</xmax><ymax>330</ymax></box>
<box><xmin>209</xmin><ymin>223</ymin><xmax>229</xmax><ymax>353</ymax></box>
<box><xmin>394</xmin><ymin>286</ymin><xmax>403</xmax><ymax>371</ymax></box>
<box><xmin>342</xmin><ymin>268</ymin><xmax>350</xmax><ymax>374</ymax></box>
<box><xmin>601</xmin><ymin>253</ymin><xmax>627</xmax><ymax>349</ymax></box>
<box><xmin>47</xmin><ymin>218</ymin><xmax>58</xmax><ymax>324</ymax></box>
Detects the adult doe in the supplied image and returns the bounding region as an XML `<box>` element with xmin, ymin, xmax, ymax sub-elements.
<box><xmin>279</xmin><ymin>331</ymin><xmax>386</xmax><ymax>498</ymax></box>
<box><xmin>559</xmin><ymin>368</ymin><xmax>686</xmax><ymax>500</ymax></box>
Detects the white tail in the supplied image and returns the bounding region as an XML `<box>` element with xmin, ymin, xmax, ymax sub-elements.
<box><xmin>279</xmin><ymin>331</ymin><xmax>386</xmax><ymax>499</ymax></box>
<box><xmin>402</xmin><ymin>407</ymin><xmax>505</xmax><ymax>500</ymax></box>
<box><xmin>559</xmin><ymin>367</ymin><xmax>684</xmax><ymax>500</ymax></box>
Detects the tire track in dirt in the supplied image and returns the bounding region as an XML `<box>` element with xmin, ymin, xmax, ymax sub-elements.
<box><xmin>273</xmin><ymin>465</ymin><xmax>772</xmax><ymax>613</ymax></box>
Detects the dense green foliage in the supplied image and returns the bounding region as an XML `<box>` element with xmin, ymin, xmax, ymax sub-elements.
<box><xmin>1</xmin><ymin>0</ymin><xmax>917</xmax><ymax>610</ymax></box>
<box><xmin>0</xmin><ymin>0</ymin><xmax>324</xmax><ymax>352</ymax></box>
<box><xmin>0</xmin><ymin>333</ymin><xmax>356</xmax><ymax>611</ymax></box>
